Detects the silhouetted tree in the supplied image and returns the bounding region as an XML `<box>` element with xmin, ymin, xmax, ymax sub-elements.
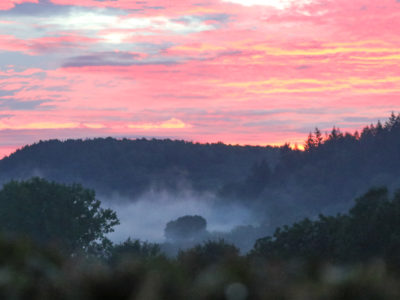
<box><xmin>314</xmin><ymin>127</ymin><xmax>323</xmax><ymax>146</ymax></box>
<box><xmin>0</xmin><ymin>177</ymin><xmax>119</xmax><ymax>254</ymax></box>
<box><xmin>304</xmin><ymin>132</ymin><xmax>316</xmax><ymax>151</ymax></box>
<box><xmin>164</xmin><ymin>215</ymin><xmax>207</xmax><ymax>241</ymax></box>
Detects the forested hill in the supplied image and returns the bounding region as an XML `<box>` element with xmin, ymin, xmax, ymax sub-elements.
<box><xmin>221</xmin><ymin>113</ymin><xmax>400</xmax><ymax>225</ymax></box>
<box><xmin>0</xmin><ymin>138</ymin><xmax>280</xmax><ymax>198</ymax></box>
<box><xmin>2</xmin><ymin>113</ymin><xmax>400</xmax><ymax>225</ymax></box>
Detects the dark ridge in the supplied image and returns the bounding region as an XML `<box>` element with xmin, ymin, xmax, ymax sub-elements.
<box><xmin>0</xmin><ymin>138</ymin><xmax>280</xmax><ymax>199</ymax></box>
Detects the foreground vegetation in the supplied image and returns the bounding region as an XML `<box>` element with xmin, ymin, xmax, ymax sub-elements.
<box><xmin>0</xmin><ymin>236</ymin><xmax>400</xmax><ymax>300</ymax></box>
<box><xmin>0</xmin><ymin>178</ymin><xmax>399</xmax><ymax>299</ymax></box>
<box><xmin>252</xmin><ymin>187</ymin><xmax>400</xmax><ymax>269</ymax></box>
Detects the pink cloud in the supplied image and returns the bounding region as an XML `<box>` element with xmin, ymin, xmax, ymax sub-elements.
<box><xmin>0</xmin><ymin>35</ymin><xmax>29</xmax><ymax>53</ymax></box>
<box><xmin>0</xmin><ymin>0</ymin><xmax>38</xmax><ymax>10</ymax></box>
<box><xmin>1</xmin><ymin>0</ymin><xmax>400</xmax><ymax>156</ymax></box>
<box><xmin>0</xmin><ymin>35</ymin><xmax>98</xmax><ymax>54</ymax></box>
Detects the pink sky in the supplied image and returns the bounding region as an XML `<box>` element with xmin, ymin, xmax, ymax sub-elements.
<box><xmin>0</xmin><ymin>0</ymin><xmax>399</xmax><ymax>157</ymax></box>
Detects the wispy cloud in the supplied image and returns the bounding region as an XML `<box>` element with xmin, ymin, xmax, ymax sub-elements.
<box><xmin>128</xmin><ymin>118</ymin><xmax>191</xmax><ymax>130</ymax></box>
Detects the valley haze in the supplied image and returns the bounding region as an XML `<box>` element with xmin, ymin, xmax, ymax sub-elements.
<box><xmin>2</xmin><ymin>114</ymin><xmax>400</xmax><ymax>252</ymax></box>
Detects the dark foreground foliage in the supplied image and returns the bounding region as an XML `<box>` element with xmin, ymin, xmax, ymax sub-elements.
<box><xmin>0</xmin><ymin>185</ymin><xmax>400</xmax><ymax>299</ymax></box>
<box><xmin>0</xmin><ymin>237</ymin><xmax>399</xmax><ymax>300</ymax></box>
<box><xmin>251</xmin><ymin>187</ymin><xmax>400</xmax><ymax>270</ymax></box>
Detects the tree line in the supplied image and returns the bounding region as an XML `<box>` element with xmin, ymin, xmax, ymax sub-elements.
<box><xmin>221</xmin><ymin>113</ymin><xmax>400</xmax><ymax>228</ymax></box>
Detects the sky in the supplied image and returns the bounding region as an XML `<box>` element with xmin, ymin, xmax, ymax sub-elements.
<box><xmin>0</xmin><ymin>0</ymin><xmax>400</xmax><ymax>157</ymax></box>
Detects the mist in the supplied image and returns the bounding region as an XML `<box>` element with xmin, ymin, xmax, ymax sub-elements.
<box><xmin>102</xmin><ymin>189</ymin><xmax>257</xmax><ymax>244</ymax></box>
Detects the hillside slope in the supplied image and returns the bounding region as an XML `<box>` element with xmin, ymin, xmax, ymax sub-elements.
<box><xmin>0</xmin><ymin>138</ymin><xmax>279</xmax><ymax>199</ymax></box>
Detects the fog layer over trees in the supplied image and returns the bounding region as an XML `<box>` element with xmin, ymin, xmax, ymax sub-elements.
<box><xmin>2</xmin><ymin>114</ymin><xmax>400</xmax><ymax>252</ymax></box>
